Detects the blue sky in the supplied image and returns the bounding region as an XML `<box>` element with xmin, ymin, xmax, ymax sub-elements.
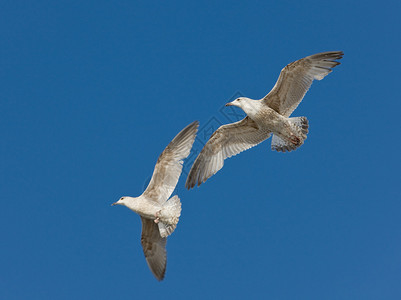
<box><xmin>1</xmin><ymin>1</ymin><xmax>401</xmax><ymax>299</ymax></box>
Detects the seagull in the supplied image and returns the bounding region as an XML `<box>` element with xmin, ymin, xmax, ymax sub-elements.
<box><xmin>113</xmin><ymin>121</ymin><xmax>199</xmax><ymax>281</ymax></box>
<box><xmin>186</xmin><ymin>51</ymin><xmax>343</xmax><ymax>189</ymax></box>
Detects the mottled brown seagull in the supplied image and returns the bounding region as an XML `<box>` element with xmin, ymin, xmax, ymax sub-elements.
<box><xmin>113</xmin><ymin>121</ymin><xmax>199</xmax><ymax>280</ymax></box>
<box><xmin>186</xmin><ymin>51</ymin><xmax>343</xmax><ymax>189</ymax></box>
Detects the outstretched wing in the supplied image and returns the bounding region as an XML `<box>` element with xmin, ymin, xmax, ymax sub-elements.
<box><xmin>140</xmin><ymin>217</ymin><xmax>167</xmax><ymax>281</ymax></box>
<box><xmin>143</xmin><ymin>121</ymin><xmax>199</xmax><ymax>203</ymax></box>
<box><xmin>263</xmin><ymin>51</ymin><xmax>343</xmax><ymax>117</ymax></box>
<box><xmin>185</xmin><ymin>117</ymin><xmax>269</xmax><ymax>189</ymax></box>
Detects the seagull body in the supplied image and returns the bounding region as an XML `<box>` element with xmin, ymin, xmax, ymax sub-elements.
<box><xmin>227</xmin><ymin>98</ymin><xmax>308</xmax><ymax>148</ymax></box>
<box><xmin>186</xmin><ymin>51</ymin><xmax>343</xmax><ymax>189</ymax></box>
<box><xmin>113</xmin><ymin>121</ymin><xmax>199</xmax><ymax>280</ymax></box>
<box><xmin>119</xmin><ymin>196</ymin><xmax>161</xmax><ymax>220</ymax></box>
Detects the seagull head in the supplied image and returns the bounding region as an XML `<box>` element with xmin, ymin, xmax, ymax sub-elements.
<box><xmin>112</xmin><ymin>197</ymin><xmax>126</xmax><ymax>206</ymax></box>
<box><xmin>226</xmin><ymin>97</ymin><xmax>256</xmax><ymax>111</ymax></box>
<box><xmin>225</xmin><ymin>97</ymin><xmax>244</xmax><ymax>108</ymax></box>
<box><xmin>225</xmin><ymin>97</ymin><xmax>260</xmax><ymax>117</ymax></box>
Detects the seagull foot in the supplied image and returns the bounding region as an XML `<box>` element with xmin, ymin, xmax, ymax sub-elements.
<box><xmin>290</xmin><ymin>135</ymin><xmax>301</xmax><ymax>146</ymax></box>
<box><xmin>154</xmin><ymin>210</ymin><xmax>162</xmax><ymax>223</ymax></box>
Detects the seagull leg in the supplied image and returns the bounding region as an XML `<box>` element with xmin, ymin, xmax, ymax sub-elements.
<box><xmin>154</xmin><ymin>210</ymin><xmax>161</xmax><ymax>224</ymax></box>
<box><xmin>289</xmin><ymin>134</ymin><xmax>301</xmax><ymax>146</ymax></box>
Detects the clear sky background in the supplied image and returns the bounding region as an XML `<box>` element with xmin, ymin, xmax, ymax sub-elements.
<box><xmin>1</xmin><ymin>1</ymin><xmax>401</xmax><ymax>299</ymax></box>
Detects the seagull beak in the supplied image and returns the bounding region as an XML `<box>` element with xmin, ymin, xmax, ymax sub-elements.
<box><xmin>111</xmin><ymin>202</ymin><xmax>117</xmax><ymax>206</ymax></box>
<box><xmin>225</xmin><ymin>102</ymin><xmax>234</xmax><ymax>106</ymax></box>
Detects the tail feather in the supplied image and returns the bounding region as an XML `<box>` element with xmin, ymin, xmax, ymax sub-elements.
<box><xmin>157</xmin><ymin>222</ymin><xmax>177</xmax><ymax>238</ymax></box>
<box><xmin>271</xmin><ymin>117</ymin><xmax>309</xmax><ymax>152</ymax></box>
<box><xmin>157</xmin><ymin>195</ymin><xmax>181</xmax><ymax>238</ymax></box>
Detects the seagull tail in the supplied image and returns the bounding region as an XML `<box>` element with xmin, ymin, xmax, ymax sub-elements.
<box><xmin>271</xmin><ymin>117</ymin><xmax>309</xmax><ymax>152</ymax></box>
<box><xmin>157</xmin><ymin>195</ymin><xmax>182</xmax><ymax>238</ymax></box>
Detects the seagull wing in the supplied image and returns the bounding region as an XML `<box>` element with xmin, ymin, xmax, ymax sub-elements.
<box><xmin>143</xmin><ymin>121</ymin><xmax>199</xmax><ymax>203</ymax></box>
<box><xmin>263</xmin><ymin>51</ymin><xmax>343</xmax><ymax>117</ymax></box>
<box><xmin>140</xmin><ymin>217</ymin><xmax>167</xmax><ymax>281</ymax></box>
<box><xmin>185</xmin><ymin>117</ymin><xmax>269</xmax><ymax>189</ymax></box>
